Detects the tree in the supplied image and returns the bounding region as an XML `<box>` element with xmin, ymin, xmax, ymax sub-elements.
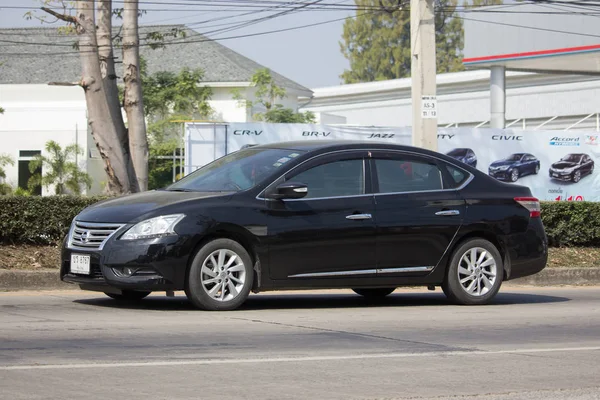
<box><xmin>0</xmin><ymin>154</ymin><xmax>14</xmax><ymax>195</ymax></box>
<box><xmin>340</xmin><ymin>0</ymin><xmax>502</xmax><ymax>83</ymax></box>
<box><xmin>28</xmin><ymin>141</ymin><xmax>92</xmax><ymax>195</ymax></box>
<box><xmin>233</xmin><ymin>69</ymin><xmax>315</xmax><ymax>123</ymax></box>
<box><xmin>31</xmin><ymin>0</ymin><xmax>145</xmax><ymax>194</ymax></box>
<box><xmin>140</xmin><ymin>61</ymin><xmax>213</xmax><ymax>189</ymax></box>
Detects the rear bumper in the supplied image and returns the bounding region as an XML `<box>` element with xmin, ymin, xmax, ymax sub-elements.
<box><xmin>504</xmin><ymin>219</ymin><xmax>548</xmax><ymax>281</ymax></box>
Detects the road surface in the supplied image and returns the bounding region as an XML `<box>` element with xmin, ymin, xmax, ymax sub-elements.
<box><xmin>1</xmin><ymin>287</ymin><xmax>600</xmax><ymax>399</ymax></box>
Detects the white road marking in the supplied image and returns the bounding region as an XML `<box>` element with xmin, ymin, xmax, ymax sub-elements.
<box><xmin>2</xmin><ymin>346</ymin><xmax>600</xmax><ymax>371</ymax></box>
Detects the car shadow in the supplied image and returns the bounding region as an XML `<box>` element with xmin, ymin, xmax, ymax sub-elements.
<box><xmin>73</xmin><ymin>290</ymin><xmax>570</xmax><ymax>312</ymax></box>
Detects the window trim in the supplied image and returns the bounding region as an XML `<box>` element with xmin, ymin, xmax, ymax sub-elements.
<box><xmin>256</xmin><ymin>148</ymin><xmax>474</xmax><ymax>201</ymax></box>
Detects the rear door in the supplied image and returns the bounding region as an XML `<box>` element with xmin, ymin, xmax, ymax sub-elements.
<box><xmin>371</xmin><ymin>151</ymin><xmax>467</xmax><ymax>275</ymax></box>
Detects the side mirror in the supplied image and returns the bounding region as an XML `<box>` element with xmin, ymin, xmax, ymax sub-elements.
<box><xmin>270</xmin><ymin>182</ymin><xmax>308</xmax><ymax>200</ymax></box>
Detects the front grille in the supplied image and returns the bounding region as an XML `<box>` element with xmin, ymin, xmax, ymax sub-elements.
<box><xmin>68</xmin><ymin>221</ymin><xmax>125</xmax><ymax>250</ymax></box>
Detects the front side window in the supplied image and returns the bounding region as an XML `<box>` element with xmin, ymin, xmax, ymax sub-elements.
<box><xmin>168</xmin><ymin>148</ymin><xmax>304</xmax><ymax>192</ymax></box>
<box><xmin>375</xmin><ymin>159</ymin><xmax>443</xmax><ymax>193</ymax></box>
<box><xmin>288</xmin><ymin>159</ymin><xmax>364</xmax><ymax>199</ymax></box>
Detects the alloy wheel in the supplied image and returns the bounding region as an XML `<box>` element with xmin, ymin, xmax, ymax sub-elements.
<box><xmin>200</xmin><ymin>249</ymin><xmax>246</xmax><ymax>302</ymax></box>
<box><xmin>573</xmin><ymin>170</ymin><xmax>581</xmax><ymax>183</ymax></box>
<box><xmin>510</xmin><ymin>169</ymin><xmax>519</xmax><ymax>182</ymax></box>
<box><xmin>457</xmin><ymin>247</ymin><xmax>498</xmax><ymax>297</ymax></box>
<box><xmin>535</xmin><ymin>165</ymin><xmax>540</xmax><ymax>174</ymax></box>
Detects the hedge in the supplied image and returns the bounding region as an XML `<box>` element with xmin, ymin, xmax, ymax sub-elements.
<box><xmin>0</xmin><ymin>196</ymin><xmax>108</xmax><ymax>245</ymax></box>
<box><xmin>1</xmin><ymin>196</ymin><xmax>600</xmax><ymax>247</ymax></box>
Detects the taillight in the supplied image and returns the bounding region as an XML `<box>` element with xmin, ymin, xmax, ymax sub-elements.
<box><xmin>515</xmin><ymin>197</ymin><xmax>541</xmax><ymax>218</ymax></box>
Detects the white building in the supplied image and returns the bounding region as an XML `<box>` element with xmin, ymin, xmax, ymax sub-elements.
<box><xmin>300</xmin><ymin>70</ymin><xmax>600</xmax><ymax>131</ymax></box>
<box><xmin>0</xmin><ymin>25</ymin><xmax>311</xmax><ymax>195</ymax></box>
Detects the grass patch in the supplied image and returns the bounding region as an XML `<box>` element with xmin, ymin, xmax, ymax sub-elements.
<box><xmin>1</xmin><ymin>245</ymin><xmax>599</xmax><ymax>271</ymax></box>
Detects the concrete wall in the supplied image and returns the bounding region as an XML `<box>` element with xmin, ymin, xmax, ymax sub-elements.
<box><xmin>0</xmin><ymin>84</ymin><xmax>97</xmax><ymax>195</ymax></box>
<box><xmin>300</xmin><ymin>71</ymin><xmax>600</xmax><ymax>131</ymax></box>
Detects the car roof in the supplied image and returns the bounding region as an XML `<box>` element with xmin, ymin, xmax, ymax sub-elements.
<box><xmin>258</xmin><ymin>140</ymin><xmax>430</xmax><ymax>154</ymax></box>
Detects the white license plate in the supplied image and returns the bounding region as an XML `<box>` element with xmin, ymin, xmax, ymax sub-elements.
<box><xmin>70</xmin><ymin>254</ymin><xmax>91</xmax><ymax>275</ymax></box>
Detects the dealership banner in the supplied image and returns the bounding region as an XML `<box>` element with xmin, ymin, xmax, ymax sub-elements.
<box><xmin>185</xmin><ymin>123</ymin><xmax>600</xmax><ymax>202</ymax></box>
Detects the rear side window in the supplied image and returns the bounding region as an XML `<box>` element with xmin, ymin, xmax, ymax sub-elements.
<box><xmin>375</xmin><ymin>159</ymin><xmax>443</xmax><ymax>193</ymax></box>
<box><xmin>444</xmin><ymin>164</ymin><xmax>468</xmax><ymax>188</ymax></box>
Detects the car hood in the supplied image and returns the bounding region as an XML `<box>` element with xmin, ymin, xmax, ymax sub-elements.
<box><xmin>76</xmin><ymin>190</ymin><xmax>231</xmax><ymax>223</ymax></box>
<box><xmin>551</xmin><ymin>161</ymin><xmax>578</xmax><ymax>170</ymax></box>
<box><xmin>490</xmin><ymin>160</ymin><xmax>515</xmax><ymax>167</ymax></box>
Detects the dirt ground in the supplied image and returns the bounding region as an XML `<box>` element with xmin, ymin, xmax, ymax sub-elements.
<box><xmin>0</xmin><ymin>244</ymin><xmax>598</xmax><ymax>270</ymax></box>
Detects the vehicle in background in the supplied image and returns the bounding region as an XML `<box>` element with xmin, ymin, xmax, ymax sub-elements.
<box><xmin>488</xmin><ymin>153</ymin><xmax>540</xmax><ymax>182</ymax></box>
<box><xmin>549</xmin><ymin>153</ymin><xmax>594</xmax><ymax>183</ymax></box>
<box><xmin>61</xmin><ymin>141</ymin><xmax>547</xmax><ymax>311</ymax></box>
<box><xmin>446</xmin><ymin>148</ymin><xmax>477</xmax><ymax>168</ymax></box>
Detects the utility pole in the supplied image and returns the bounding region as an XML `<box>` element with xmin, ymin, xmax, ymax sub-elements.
<box><xmin>411</xmin><ymin>0</ymin><xmax>437</xmax><ymax>151</ymax></box>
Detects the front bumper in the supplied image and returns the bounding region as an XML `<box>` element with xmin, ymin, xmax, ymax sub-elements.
<box><xmin>489</xmin><ymin>170</ymin><xmax>511</xmax><ymax>180</ymax></box>
<box><xmin>549</xmin><ymin>171</ymin><xmax>572</xmax><ymax>181</ymax></box>
<box><xmin>60</xmin><ymin>234</ymin><xmax>193</xmax><ymax>292</ymax></box>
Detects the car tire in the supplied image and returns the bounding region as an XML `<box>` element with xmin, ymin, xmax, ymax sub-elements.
<box><xmin>534</xmin><ymin>164</ymin><xmax>540</xmax><ymax>174</ymax></box>
<box><xmin>591</xmin><ymin>164</ymin><xmax>594</xmax><ymax>174</ymax></box>
<box><xmin>572</xmin><ymin>170</ymin><xmax>581</xmax><ymax>183</ymax></box>
<box><xmin>442</xmin><ymin>239</ymin><xmax>503</xmax><ymax>305</ymax></box>
<box><xmin>185</xmin><ymin>238</ymin><xmax>253</xmax><ymax>311</ymax></box>
<box><xmin>352</xmin><ymin>288</ymin><xmax>395</xmax><ymax>298</ymax></box>
<box><xmin>509</xmin><ymin>169</ymin><xmax>519</xmax><ymax>182</ymax></box>
<box><xmin>105</xmin><ymin>290</ymin><xmax>151</xmax><ymax>301</ymax></box>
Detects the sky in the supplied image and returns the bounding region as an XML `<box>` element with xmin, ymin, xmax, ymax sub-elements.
<box><xmin>0</xmin><ymin>0</ymin><xmax>354</xmax><ymax>89</ymax></box>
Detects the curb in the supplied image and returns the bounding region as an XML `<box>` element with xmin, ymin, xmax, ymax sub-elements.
<box><xmin>2</xmin><ymin>268</ymin><xmax>600</xmax><ymax>291</ymax></box>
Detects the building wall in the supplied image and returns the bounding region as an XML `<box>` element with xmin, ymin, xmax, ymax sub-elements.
<box><xmin>0</xmin><ymin>84</ymin><xmax>95</xmax><ymax>195</ymax></box>
<box><xmin>300</xmin><ymin>71</ymin><xmax>600</xmax><ymax>131</ymax></box>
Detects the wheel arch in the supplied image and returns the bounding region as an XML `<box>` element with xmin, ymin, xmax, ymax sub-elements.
<box><xmin>445</xmin><ymin>231</ymin><xmax>511</xmax><ymax>281</ymax></box>
<box><xmin>184</xmin><ymin>224</ymin><xmax>262</xmax><ymax>292</ymax></box>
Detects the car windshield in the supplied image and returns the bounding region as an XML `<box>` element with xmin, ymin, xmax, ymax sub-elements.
<box><xmin>562</xmin><ymin>154</ymin><xmax>582</xmax><ymax>163</ymax></box>
<box><xmin>166</xmin><ymin>148</ymin><xmax>304</xmax><ymax>192</ymax></box>
<box><xmin>448</xmin><ymin>149</ymin><xmax>468</xmax><ymax>156</ymax></box>
<box><xmin>506</xmin><ymin>154</ymin><xmax>524</xmax><ymax>161</ymax></box>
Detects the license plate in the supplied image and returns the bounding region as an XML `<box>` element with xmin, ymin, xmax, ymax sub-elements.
<box><xmin>70</xmin><ymin>254</ymin><xmax>91</xmax><ymax>275</ymax></box>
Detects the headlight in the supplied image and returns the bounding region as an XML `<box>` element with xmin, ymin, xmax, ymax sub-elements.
<box><xmin>120</xmin><ymin>214</ymin><xmax>185</xmax><ymax>240</ymax></box>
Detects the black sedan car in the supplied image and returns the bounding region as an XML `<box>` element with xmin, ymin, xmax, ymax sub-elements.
<box><xmin>61</xmin><ymin>141</ymin><xmax>547</xmax><ymax>310</ymax></box>
<box><xmin>446</xmin><ymin>148</ymin><xmax>477</xmax><ymax>168</ymax></box>
<box><xmin>488</xmin><ymin>153</ymin><xmax>540</xmax><ymax>182</ymax></box>
<box><xmin>549</xmin><ymin>153</ymin><xmax>594</xmax><ymax>183</ymax></box>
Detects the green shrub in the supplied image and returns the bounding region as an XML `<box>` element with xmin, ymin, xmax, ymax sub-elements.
<box><xmin>0</xmin><ymin>195</ymin><xmax>108</xmax><ymax>245</ymax></box>
<box><xmin>541</xmin><ymin>201</ymin><xmax>600</xmax><ymax>247</ymax></box>
<box><xmin>1</xmin><ymin>196</ymin><xmax>599</xmax><ymax>247</ymax></box>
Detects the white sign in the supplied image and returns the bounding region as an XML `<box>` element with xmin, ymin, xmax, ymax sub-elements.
<box><xmin>421</xmin><ymin>96</ymin><xmax>437</xmax><ymax>119</ymax></box>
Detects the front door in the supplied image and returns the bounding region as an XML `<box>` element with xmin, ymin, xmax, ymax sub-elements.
<box><xmin>370</xmin><ymin>151</ymin><xmax>466</xmax><ymax>275</ymax></box>
<box><xmin>265</xmin><ymin>151</ymin><xmax>376</xmax><ymax>280</ymax></box>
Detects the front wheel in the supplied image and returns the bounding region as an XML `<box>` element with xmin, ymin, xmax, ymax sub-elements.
<box><xmin>572</xmin><ymin>170</ymin><xmax>581</xmax><ymax>183</ymax></box>
<box><xmin>185</xmin><ymin>239</ymin><xmax>253</xmax><ymax>311</ymax></box>
<box><xmin>352</xmin><ymin>288</ymin><xmax>395</xmax><ymax>298</ymax></box>
<box><xmin>442</xmin><ymin>239</ymin><xmax>503</xmax><ymax>305</ymax></box>
<box><xmin>509</xmin><ymin>169</ymin><xmax>519</xmax><ymax>182</ymax></box>
<box><xmin>105</xmin><ymin>290</ymin><xmax>151</xmax><ymax>301</ymax></box>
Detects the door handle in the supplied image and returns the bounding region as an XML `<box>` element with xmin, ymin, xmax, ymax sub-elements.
<box><xmin>346</xmin><ymin>213</ymin><xmax>372</xmax><ymax>220</ymax></box>
<box><xmin>435</xmin><ymin>210</ymin><xmax>460</xmax><ymax>216</ymax></box>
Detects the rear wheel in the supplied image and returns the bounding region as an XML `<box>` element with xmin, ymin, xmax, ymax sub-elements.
<box><xmin>352</xmin><ymin>288</ymin><xmax>395</xmax><ymax>298</ymax></box>
<box><xmin>185</xmin><ymin>239</ymin><xmax>253</xmax><ymax>311</ymax></box>
<box><xmin>534</xmin><ymin>164</ymin><xmax>540</xmax><ymax>174</ymax></box>
<box><xmin>442</xmin><ymin>239</ymin><xmax>503</xmax><ymax>305</ymax></box>
<box><xmin>105</xmin><ymin>290</ymin><xmax>151</xmax><ymax>301</ymax></box>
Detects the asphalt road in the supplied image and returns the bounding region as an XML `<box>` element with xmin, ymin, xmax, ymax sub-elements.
<box><xmin>1</xmin><ymin>287</ymin><xmax>600</xmax><ymax>400</ymax></box>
